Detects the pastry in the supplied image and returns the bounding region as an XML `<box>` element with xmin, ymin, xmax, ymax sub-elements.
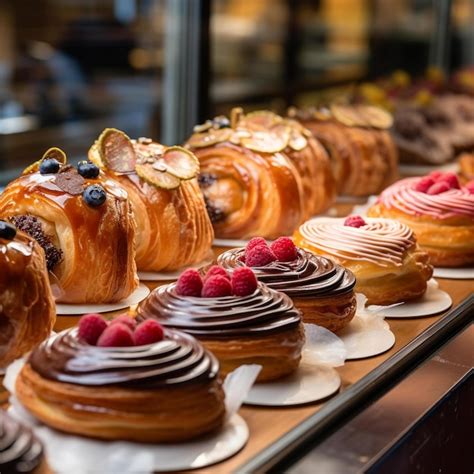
<box><xmin>0</xmin><ymin>410</ymin><xmax>46</xmax><ymax>473</ymax></box>
<box><xmin>89</xmin><ymin>129</ymin><xmax>214</xmax><ymax>271</ymax></box>
<box><xmin>16</xmin><ymin>314</ymin><xmax>225</xmax><ymax>443</ymax></box>
<box><xmin>290</xmin><ymin>104</ymin><xmax>398</xmax><ymax>197</ymax></box>
<box><xmin>459</xmin><ymin>152</ymin><xmax>474</xmax><ymax>183</ymax></box>
<box><xmin>137</xmin><ymin>266</ymin><xmax>304</xmax><ymax>381</ymax></box>
<box><xmin>218</xmin><ymin>237</ymin><xmax>356</xmax><ymax>332</ymax></box>
<box><xmin>0</xmin><ymin>148</ymin><xmax>138</xmax><ymax>303</ymax></box>
<box><xmin>187</xmin><ymin>108</ymin><xmax>305</xmax><ymax>239</ymax></box>
<box><xmin>0</xmin><ymin>221</ymin><xmax>55</xmax><ymax>369</ymax></box>
<box><xmin>294</xmin><ymin>216</ymin><xmax>433</xmax><ymax>305</ymax></box>
<box><xmin>238</xmin><ymin>110</ymin><xmax>336</xmax><ymax>217</ymax></box>
<box><xmin>369</xmin><ymin>173</ymin><xmax>474</xmax><ymax>267</ymax></box>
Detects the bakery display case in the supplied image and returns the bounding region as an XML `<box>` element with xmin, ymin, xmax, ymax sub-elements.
<box><xmin>0</xmin><ymin>1</ymin><xmax>473</xmax><ymax>473</ymax></box>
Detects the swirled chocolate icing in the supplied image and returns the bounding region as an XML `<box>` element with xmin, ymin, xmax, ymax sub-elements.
<box><xmin>0</xmin><ymin>411</ymin><xmax>43</xmax><ymax>473</ymax></box>
<box><xmin>218</xmin><ymin>248</ymin><xmax>355</xmax><ymax>298</ymax></box>
<box><xmin>28</xmin><ymin>328</ymin><xmax>219</xmax><ymax>388</ymax></box>
<box><xmin>137</xmin><ymin>283</ymin><xmax>301</xmax><ymax>339</ymax></box>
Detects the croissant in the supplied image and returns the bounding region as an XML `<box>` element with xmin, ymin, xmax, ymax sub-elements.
<box><xmin>0</xmin><ymin>149</ymin><xmax>138</xmax><ymax>304</ymax></box>
<box><xmin>0</xmin><ymin>221</ymin><xmax>55</xmax><ymax>369</ymax></box>
<box><xmin>88</xmin><ymin>130</ymin><xmax>213</xmax><ymax>272</ymax></box>
<box><xmin>187</xmin><ymin>109</ymin><xmax>305</xmax><ymax>239</ymax></box>
<box><xmin>291</xmin><ymin>105</ymin><xmax>399</xmax><ymax>197</ymax></box>
<box><xmin>238</xmin><ymin>111</ymin><xmax>336</xmax><ymax>217</ymax></box>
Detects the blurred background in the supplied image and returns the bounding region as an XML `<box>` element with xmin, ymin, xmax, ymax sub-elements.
<box><xmin>0</xmin><ymin>0</ymin><xmax>473</xmax><ymax>184</ymax></box>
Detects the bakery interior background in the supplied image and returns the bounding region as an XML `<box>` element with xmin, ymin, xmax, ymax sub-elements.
<box><xmin>0</xmin><ymin>0</ymin><xmax>473</xmax><ymax>185</ymax></box>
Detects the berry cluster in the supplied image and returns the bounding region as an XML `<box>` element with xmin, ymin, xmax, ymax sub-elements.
<box><xmin>414</xmin><ymin>172</ymin><xmax>460</xmax><ymax>195</ymax></box>
<box><xmin>176</xmin><ymin>265</ymin><xmax>258</xmax><ymax>298</ymax></box>
<box><xmin>78</xmin><ymin>313</ymin><xmax>164</xmax><ymax>347</ymax></box>
<box><xmin>344</xmin><ymin>215</ymin><xmax>367</xmax><ymax>228</ymax></box>
<box><xmin>243</xmin><ymin>236</ymin><xmax>298</xmax><ymax>267</ymax></box>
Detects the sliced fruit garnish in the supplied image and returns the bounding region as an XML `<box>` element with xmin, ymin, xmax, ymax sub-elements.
<box><xmin>187</xmin><ymin>128</ymin><xmax>233</xmax><ymax>148</ymax></box>
<box><xmin>312</xmin><ymin>108</ymin><xmax>332</xmax><ymax>121</ymax></box>
<box><xmin>357</xmin><ymin>105</ymin><xmax>393</xmax><ymax>129</ymax></box>
<box><xmin>22</xmin><ymin>147</ymin><xmax>67</xmax><ymax>175</ymax></box>
<box><xmin>136</xmin><ymin>163</ymin><xmax>181</xmax><ymax>190</ymax></box>
<box><xmin>98</xmin><ymin>128</ymin><xmax>136</xmax><ymax>173</ymax></box>
<box><xmin>240</xmin><ymin>131</ymin><xmax>287</xmax><ymax>153</ymax></box>
<box><xmin>243</xmin><ymin>110</ymin><xmax>279</xmax><ymax>129</ymax></box>
<box><xmin>288</xmin><ymin>132</ymin><xmax>307</xmax><ymax>151</ymax></box>
<box><xmin>162</xmin><ymin>146</ymin><xmax>199</xmax><ymax>180</ymax></box>
<box><xmin>193</xmin><ymin>120</ymin><xmax>213</xmax><ymax>133</ymax></box>
<box><xmin>330</xmin><ymin>104</ymin><xmax>366</xmax><ymax>127</ymax></box>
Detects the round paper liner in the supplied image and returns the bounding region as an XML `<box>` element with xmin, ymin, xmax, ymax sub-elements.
<box><xmin>213</xmin><ymin>238</ymin><xmax>254</xmax><ymax>248</ymax></box>
<box><xmin>380</xmin><ymin>285</ymin><xmax>452</xmax><ymax>318</ymax></box>
<box><xmin>56</xmin><ymin>284</ymin><xmax>150</xmax><ymax>315</ymax></box>
<box><xmin>433</xmin><ymin>267</ymin><xmax>474</xmax><ymax>280</ymax></box>
<box><xmin>338</xmin><ymin>316</ymin><xmax>395</xmax><ymax>360</ymax></box>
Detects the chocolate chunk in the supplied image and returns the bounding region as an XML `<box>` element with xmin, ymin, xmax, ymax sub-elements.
<box><xmin>54</xmin><ymin>168</ymin><xmax>85</xmax><ymax>195</ymax></box>
<box><xmin>10</xmin><ymin>215</ymin><xmax>63</xmax><ymax>271</ymax></box>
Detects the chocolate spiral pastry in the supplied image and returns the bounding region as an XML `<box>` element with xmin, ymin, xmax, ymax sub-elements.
<box><xmin>138</xmin><ymin>283</ymin><xmax>304</xmax><ymax>381</ymax></box>
<box><xmin>15</xmin><ymin>329</ymin><xmax>225</xmax><ymax>442</ymax></box>
<box><xmin>218</xmin><ymin>248</ymin><xmax>357</xmax><ymax>332</ymax></box>
<box><xmin>0</xmin><ymin>410</ymin><xmax>44</xmax><ymax>474</ymax></box>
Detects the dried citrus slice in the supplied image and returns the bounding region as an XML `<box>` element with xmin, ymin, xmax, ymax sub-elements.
<box><xmin>187</xmin><ymin>128</ymin><xmax>232</xmax><ymax>148</ymax></box>
<box><xmin>330</xmin><ymin>104</ymin><xmax>367</xmax><ymax>127</ymax></box>
<box><xmin>288</xmin><ymin>132</ymin><xmax>307</xmax><ymax>151</ymax></box>
<box><xmin>244</xmin><ymin>110</ymin><xmax>279</xmax><ymax>130</ymax></box>
<box><xmin>22</xmin><ymin>147</ymin><xmax>67</xmax><ymax>175</ymax></box>
<box><xmin>98</xmin><ymin>128</ymin><xmax>136</xmax><ymax>173</ymax></box>
<box><xmin>357</xmin><ymin>105</ymin><xmax>393</xmax><ymax>129</ymax></box>
<box><xmin>162</xmin><ymin>146</ymin><xmax>199</xmax><ymax>180</ymax></box>
<box><xmin>136</xmin><ymin>163</ymin><xmax>180</xmax><ymax>190</ymax></box>
<box><xmin>240</xmin><ymin>131</ymin><xmax>287</xmax><ymax>154</ymax></box>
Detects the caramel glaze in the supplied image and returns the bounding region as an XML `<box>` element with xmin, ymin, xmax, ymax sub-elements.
<box><xmin>218</xmin><ymin>248</ymin><xmax>356</xmax><ymax>299</ymax></box>
<box><xmin>0</xmin><ymin>410</ymin><xmax>43</xmax><ymax>473</ymax></box>
<box><xmin>29</xmin><ymin>328</ymin><xmax>219</xmax><ymax>388</ymax></box>
<box><xmin>137</xmin><ymin>283</ymin><xmax>301</xmax><ymax>339</ymax></box>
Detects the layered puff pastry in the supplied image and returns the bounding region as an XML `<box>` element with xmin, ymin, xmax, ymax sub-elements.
<box><xmin>0</xmin><ymin>221</ymin><xmax>55</xmax><ymax>369</ymax></box>
<box><xmin>187</xmin><ymin>108</ymin><xmax>305</xmax><ymax>239</ymax></box>
<box><xmin>290</xmin><ymin>104</ymin><xmax>399</xmax><ymax>197</ymax></box>
<box><xmin>0</xmin><ymin>149</ymin><xmax>138</xmax><ymax>304</ymax></box>
<box><xmin>89</xmin><ymin>130</ymin><xmax>214</xmax><ymax>271</ymax></box>
<box><xmin>294</xmin><ymin>217</ymin><xmax>433</xmax><ymax>305</ymax></box>
<box><xmin>16</xmin><ymin>328</ymin><xmax>225</xmax><ymax>443</ymax></box>
<box><xmin>369</xmin><ymin>175</ymin><xmax>474</xmax><ymax>267</ymax></box>
<box><xmin>137</xmin><ymin>282</ymin><xmax>305</xmax><ymax>382</ymax></box>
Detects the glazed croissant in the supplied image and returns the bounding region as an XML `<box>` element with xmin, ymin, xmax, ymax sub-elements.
<box><xmin>89</xmin><ymin>129</ymin><xmax>214</xmax><ymax>272</ymax></box>
<box><xmin>187</xmin><ymin>110</ymin><xmax>305</xmax><ymax>239</ymax></box>
<box><xmin>0</xmin><ymin>149</ymin><xmax>138</xmax><ymax>304</ymax></box>
<box><xmin>0</xmin><ymin>222</ymin><xmax>55</xmax><ymax>368</ymax></box>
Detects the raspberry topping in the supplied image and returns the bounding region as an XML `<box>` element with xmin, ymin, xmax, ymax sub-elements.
<box><xmin>202</xmin><ymin>275</ymin><xmax>233</xmax><ymax>297</ymax></box>
<box><xmin>176</xmin><ymin>268</ymin><xmax>203</xmax><ymax>297</ymax></box>
<box><xmin>344</xmin><ymin>215</ymin><xmax>367</xmax><ymax>228</ymax></box>
<box><xmin>78</xmin><ymin>314</ymin><xmax>107</xmax><ymax>345</ymax></box>
<box><xmin>427</xmin><ymin>181</ymin><xmax>451</xmax><ymax>195</ymax></box>
<box><xmin>231</xmin><ymin>267</ymin><xmax>258</xmax><ymax>296</ymax></box>
<box><xmin>270</xmin><ymin>237</ymin><xmax>298</xmax><ymax>261</ymax></box>
<box><xmin>245</xmin><ymin>237</ymin><xmax>267</xmax><ymax>255</ymax></box>
<box><xmin>204</xmin><ymin>265</ymin><xmax>230</xmax><ymax>281</ymax></box>
<box><xmin>245</xmin><ymin>244</ymin><xmax>277</xmax><ymax>267</ymax></box>
<box><xmin>110</xmin><ymin>314</ymin><xmax>137</xmax><ymax>330</ymax></box>
<box><xmin>134</xmin><ymin>319</ymin><xmax>164</xmax><ymax>346</ymax></box>
<box><xmin>438</xmin><ymin>172</ymin><xmax>460</xmax><ymax>189</ymax></box>
<box><xmin>429</xmin><ymin>171</ymin><xmax>444</xmax><ymax>180</ymax></box>
<box><xmin>465</xmin><ymin>180</ymin><xmax>474</xmax><ymax>194</ymax></box>
<box><xmin>414</xmin><ymin>176</ymin><xmax>435</xmax><ymax>193</ymax></box>
<box><xmin>97</xmin><ymin>323</ymin><xmax>135</xmax><ymax>347</ymax></box>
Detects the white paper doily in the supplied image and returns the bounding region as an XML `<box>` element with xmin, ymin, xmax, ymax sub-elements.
<box><xmin>433</xmin><ymin>267</ymin><xmax>474</xmax><ymax>280</ymax></box>
<box><xmin>138</xmin><ymin>255</ymin><xmax>214</xmax><ymax>282</ymax></box>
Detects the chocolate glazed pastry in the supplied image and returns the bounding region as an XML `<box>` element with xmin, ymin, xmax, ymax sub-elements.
<box><xmin>0</xmin><ymin>410</ymin><xmax>45</xmax><ymax>474</ymax></box>
<box><xmin>137</xmin><ymin>283</ymin><xmax>305</xmax><ymax>381</ymax></box>
<box><xmin>218</xmin><ymin>248</ymin><xmax>356</xmax><ymax>332</ymax></box>
<box><xmin>16</xmin><ymin>328</ymin><xmax>225</xmax><ymax>443</ymax></box>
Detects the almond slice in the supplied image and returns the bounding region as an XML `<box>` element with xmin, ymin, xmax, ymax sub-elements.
<box><xmin>98</xmin><ymin>128</ymin><xmax>136</xmax><ymax>173</ymax></box>
<box><xmin>136</xmin><ymin>163</ymin><xmax>181</xmax><ymax>190</ymax></box>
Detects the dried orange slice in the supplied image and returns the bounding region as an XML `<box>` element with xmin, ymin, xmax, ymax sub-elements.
<box><xmin>244</xmin><ymin>110</ymin><xmax>279</xmax><ymax>130</ymax></box>
<box><xmin>22</xmin><ymin>147</ymin><xmax>67</xmax><ymax>175</ymax></box>
<box><xmin>240</xmin><ymin>131</ymin><xmax>287</xmax><ymax>154</ymax></box>
<box><xmin>288</xmin><ymin>132</ymin><xmax>307</xmax><ymax>151</ymax></box>
<box><xmin>136</xmin><ymin>162</ymin><xmax>180</xmax><ymax>190</ymax></box>
<box><xmin>187</xmin><ymin>128</ymin><xmax>232</xmax><ymax>148</ymax></box>
<box><xmin>98</xmin><ymin>128</ymin><xmax>136</xmax><ymax>173</ymax></box>
<box><xmin>330</xmin><ymin>104</ymin><xmax>367</xmax><ymax>127</ymax></box>
<box><xmin>357</xmin><ymin>105</ymin><xmax>393</xmax><ymax>129</ymax></box>
<box><xmin>162</xmin><ymin>146</ymin><xmax>199</xmax><ymax>180</ymax></box>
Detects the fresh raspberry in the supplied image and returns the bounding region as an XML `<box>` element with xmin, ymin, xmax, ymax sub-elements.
<box><xmin>429</xmin><ymin>171</ymin><xmax>444</xmax><ymax>181</ymax></box>
<box><xmin>78</xmin><ymin>313</ymin><xmax>107</xmax><ymax>345</ymax></box>
<box><xmin>465</xmin><ymin>180</ymin><xmax>474</xmax><ymax>194</ymax></box>
<box><xmin>97</xmin><ymin>323</ymin><xmax>134</xmax><ymax>347</ymax></box>
<box><xmin>414</xmin><ymin>176</ymin><xmax>435</xmax><ymax>193</ymax></box>
<box><xmin>270</xmin><ymin>237</ymin><xmax>298</xmax><ymax>262</ymax></box>
<box><xmin>427</xmin><ymin>181</ymin><xmax>450</xmax><ymax>195</ymax></box>
<box><xmin>231</xmin><ymin>267</ymin><xmax>258</xmax><ymax>296</ymax></box>
<box><xmin>134</xmin><ymin>319</ymin><xmax>164</xmax><ymax>346</ymax></box>
<box><xmin>438</xmin><ymin>172</ymin><xmax>460</xmax><ymax>189</ymax></box>
<box><xmin>245</xmin><ymin>245</ymin><xmax>277</xmax><ymax>267</ymax></box>
<box><xmin>175</xmin><ymin>269</ymin><xmax>203</xmax><ymax>297</ymax></box>
<box><xmin>109</xmin><ymin>314</ymin><xmax>137</xmax><ymax>330</ymax></box>
<box><xmin>344</xmin><ymin>215</ymin><xmax>367</xmax><ymax>228</ymax></box>
<box><xmin>204</xmin><ymin>265</ymin><xmax>230</xmax><ymax>281</ymax></box>
<box><xmin>202</xmin><ymin>275</ymin><xmax>232</xmax><ymax>297</ymax></box>
<box><xmin>245</xmin><ymin>237</ymin><xmax>267</xmax><ymax>254</ymax></box>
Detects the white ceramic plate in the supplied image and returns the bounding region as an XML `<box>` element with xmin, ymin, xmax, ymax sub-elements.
<box><xmin>56</xmin><ymin>284</ymin><xmax>150</xmax><ymax>315</ymax></box>
<box><xmin>138</xmin><ymin>255</ymin><xmax>214</xmax><ymax>282</ymax></box>
<box><xmin>433</xmin><ymin>267</ymin><xmax>474</xmax><ymax>280</ymax></box>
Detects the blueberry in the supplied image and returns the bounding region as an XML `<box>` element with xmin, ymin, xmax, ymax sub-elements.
<box><xmin>77</xmin><ymin>161</ymin><xmax>100</xmax><ymax>179</ymax></box>
<box><xmin>213</xmin><ymin>116</ymin><xmax>230</xmax><ymax>129</ymax></box>
<box><xmin>83</xmin><ymin>185</ymin><xmax>106</xmax><ymax>207</ymax></box>
<box><xmin>0</xmin><ymin>220</ymin><xmax>17</xmax><ymax>240</ymax></box>
<box><xmin>39</xmin><ymin>158</ymin><xmax>61</xmax><ymax>175</ymax></box>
